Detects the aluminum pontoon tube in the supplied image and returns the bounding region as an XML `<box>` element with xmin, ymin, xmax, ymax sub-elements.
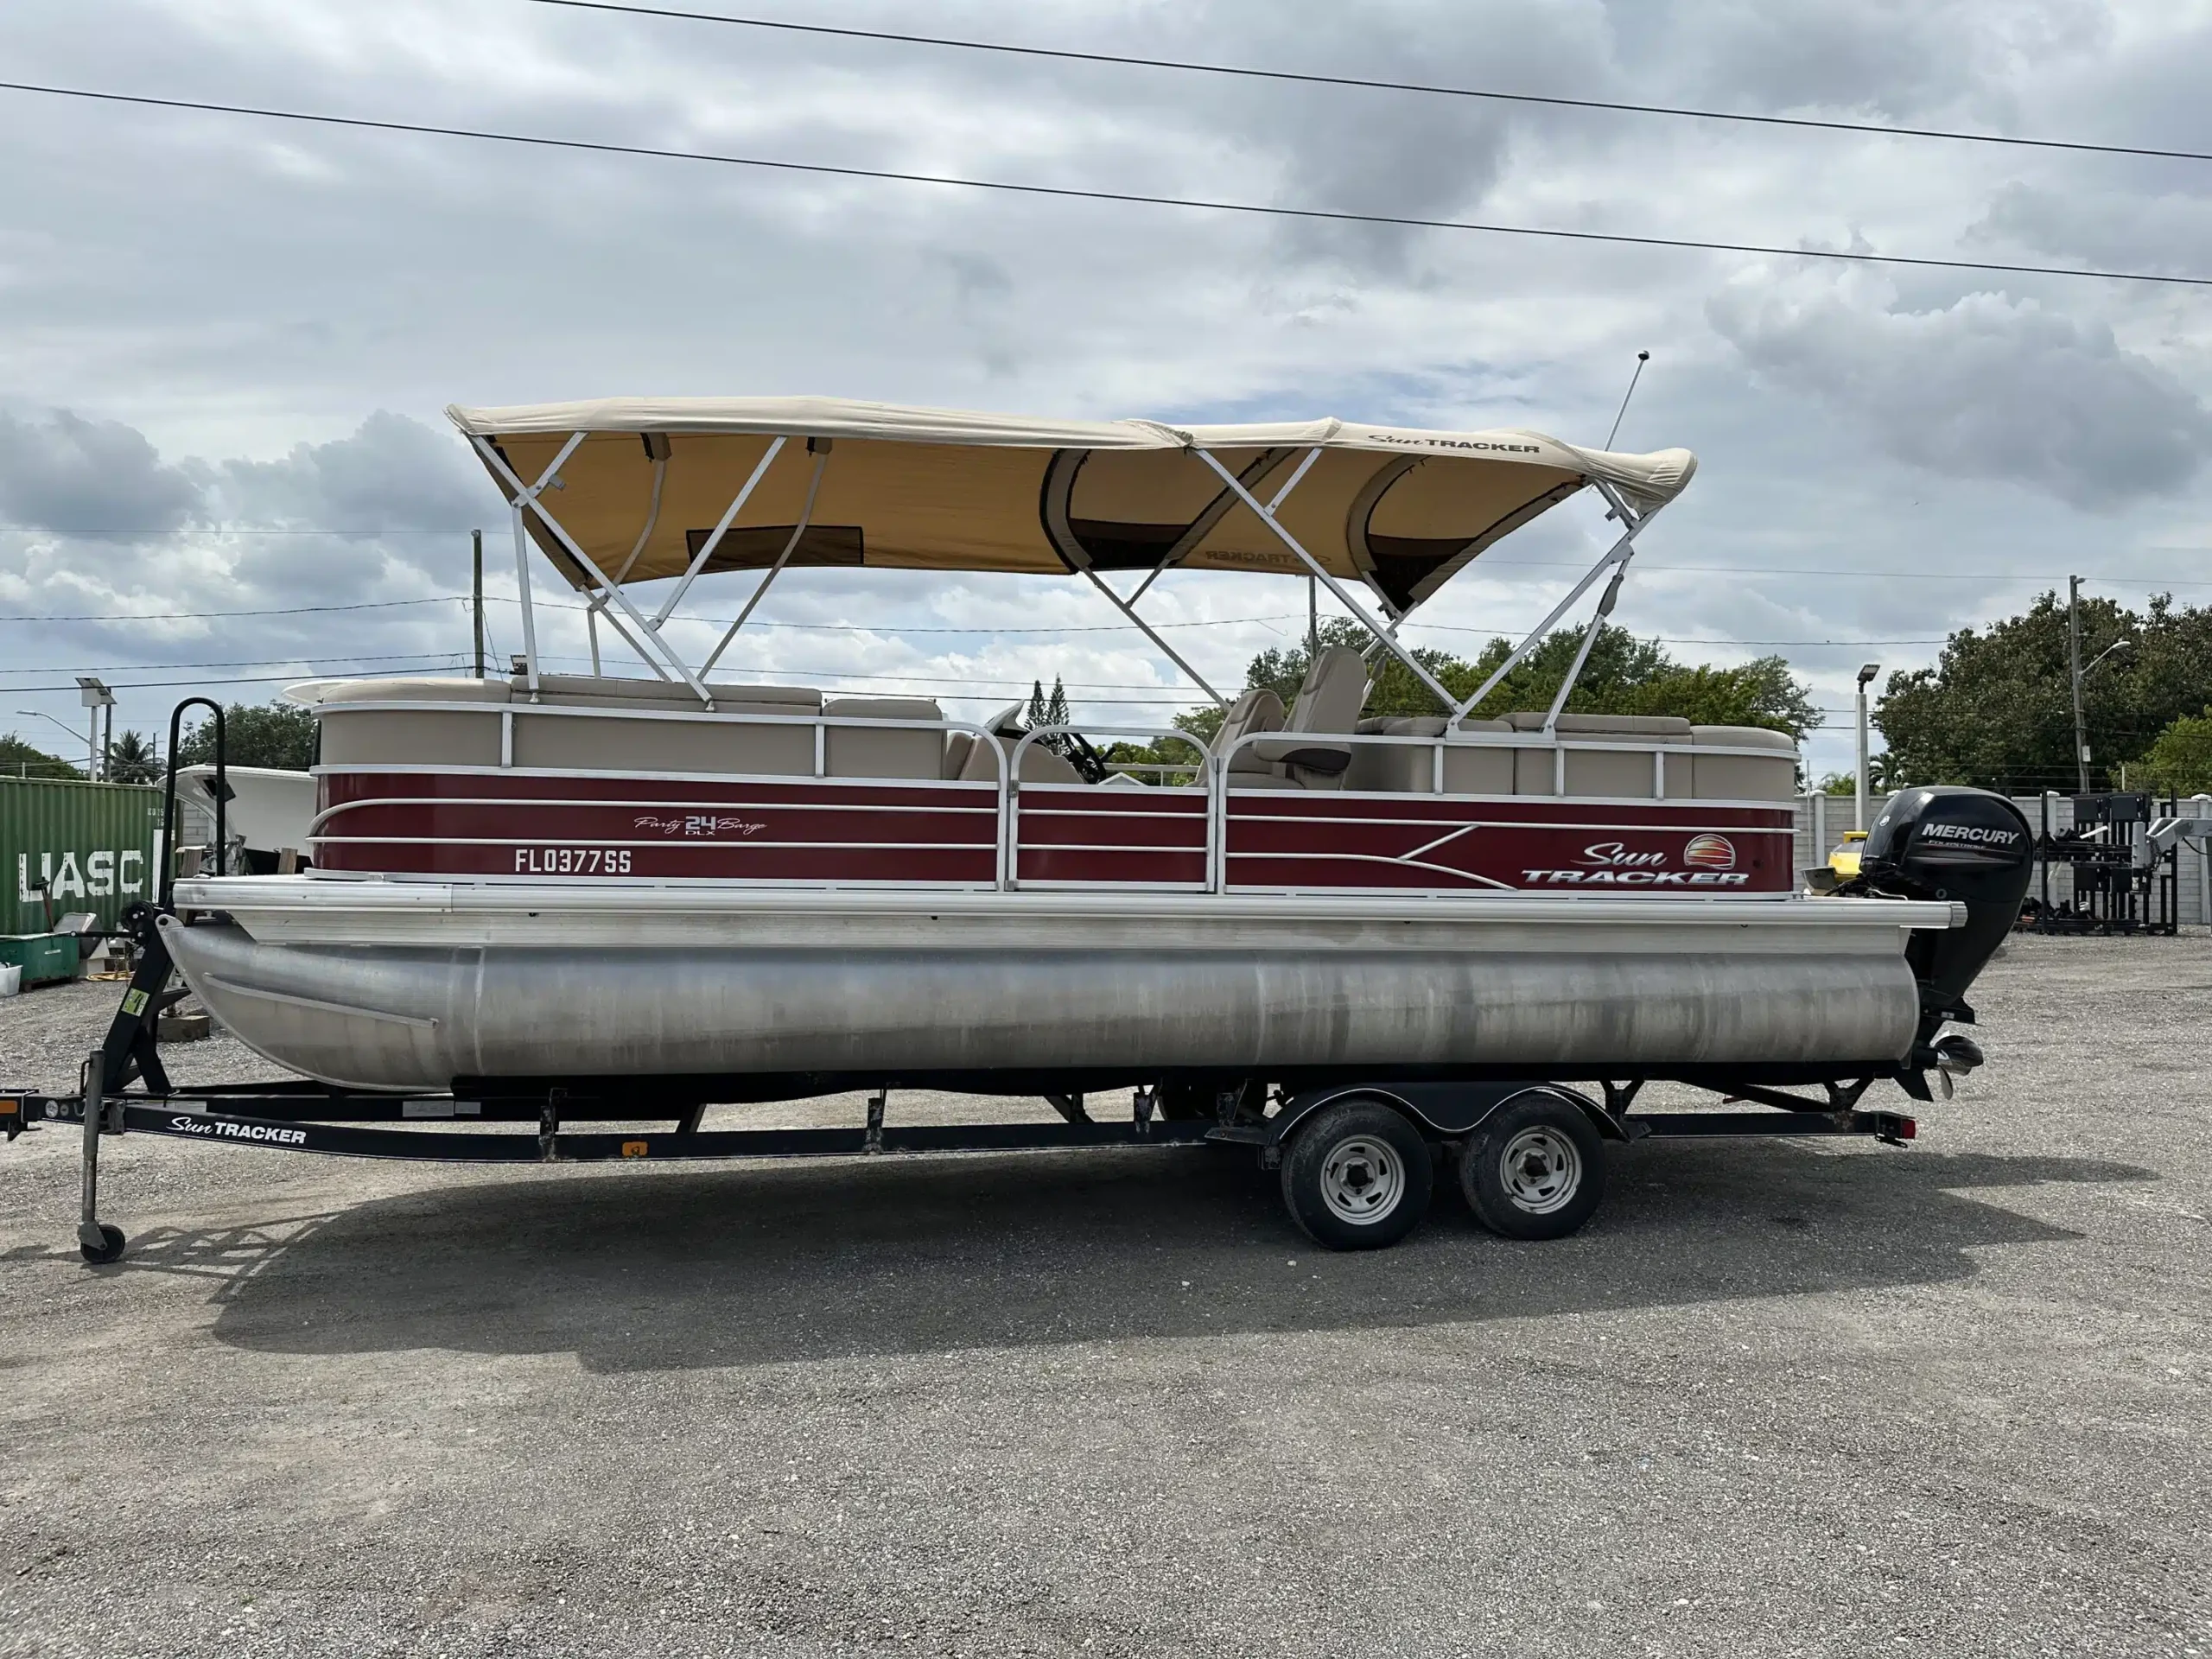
<box><xmin>162</xmin><ymin>918</ymin><xmax>1921</xmax><ymax>1094</ymax></box>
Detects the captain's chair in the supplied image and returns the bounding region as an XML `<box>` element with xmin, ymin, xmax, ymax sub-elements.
<box><xmin>1224</xmin><ymin>645</ymin><xmax>1369</xmax><ymax>791</ymax></box>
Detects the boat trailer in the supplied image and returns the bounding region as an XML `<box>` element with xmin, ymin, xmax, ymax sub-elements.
<box><xmin>4</xmin><ymin>899</ymin><xmax>1931</xmax><ymax>1266</ymax></box>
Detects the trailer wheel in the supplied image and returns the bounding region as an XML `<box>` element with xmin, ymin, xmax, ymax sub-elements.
<box><xmin>79</xmin><ymin>1224</ymin><xmax>125</xmax><ymax>1266</ymax></box>
<box><xmin>1280</xmin><ymin>1100</ymin><xmax>1432</xmax><ymax>1250</ymax></box>
<box><xmin>1459</xmin><ymin>1093</ymin><xmax>1605</xmax><ymax>1240</ymax></box>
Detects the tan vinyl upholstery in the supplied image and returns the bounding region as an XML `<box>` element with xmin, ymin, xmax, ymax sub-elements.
<box><xmin>315</xmin><ymin>677</ymin><xmax>512</xmax><ymax>767</ymax></box>
<box><xmin>1231</xmin><ymin>645</ymin><xmax>1368</xmax><ymax>791</ymax></box>
<box><xmin>821</xmin><ymin>696</ymin><xmax>944</xmax><ymax>779</ymax></box>
<box><xmin>1504</xmin><ymin>712</ymin><xmax>1690</xmax><ymax>798</ymax></box>
<box><xmin>1689</xmin><ymin>724</ymin><xmax>1798</xmax><ymax>800</ymax></box>
<box><xmin>1213</xmin><ymin>689</ymin><xmax>1286</xmax><ymax>753</ymax></box>
<box><xmin>508</xmin><ymin>675</ymin><xmax>822</xmax><ymax>773</ymax></box>
<box><xmin>957</xmin><ymin>734</ymin><xmax>1084</xmax><ymax>785</ymax></box>
<box><xmin>1216</xmin><ymin>688</ymin><xmax>1288</xmax><ymax>790</ymax></box>
<box><xmin>941</xmin><ymin>731</ymin><xmax>976</xmax><ymax>781</ymax></box>
<box><xmin>1344</xmin><ymin>716</ymin><xmax>1515</xmax><ymax>794</ymax></box>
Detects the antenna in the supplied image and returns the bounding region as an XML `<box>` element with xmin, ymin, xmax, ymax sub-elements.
<box><xmin>1605</xmin><ymin>350</ymin><xmax>1650</xmax><ymax>450</ymax></box>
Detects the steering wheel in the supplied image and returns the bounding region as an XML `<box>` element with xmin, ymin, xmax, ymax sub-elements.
<box><xmin>1065</xmin><ymin>731</ymin><xmax>1111</xmax><ymax>784</ymax></box>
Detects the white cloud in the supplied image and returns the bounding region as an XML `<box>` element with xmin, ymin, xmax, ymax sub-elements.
<box><xmin>1707</xmin><ymin>271</ymin><xmax>2211</xmax><ymax>508</ymax></box>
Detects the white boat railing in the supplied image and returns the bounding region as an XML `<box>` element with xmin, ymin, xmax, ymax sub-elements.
<box><xmin>306</xmin><ymin>696</ymin><xmax>1798</xmax><ymax>894</ymax></box>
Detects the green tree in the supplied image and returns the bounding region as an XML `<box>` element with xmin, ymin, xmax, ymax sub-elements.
<box><xmin>1878</xmin><ymin>592</ymin><xmax>2212</xmax><ymax>792</ymax></box>
<box><xmin>1094</xmin><ymin>616</ymin><xmax>1820</xmax><ymax>785</ymax></box>
<box><xmin>172</xmin><ymin>701</ymin><xmax>320</xmax><ymax>770</ymax></box>
<box><xmin>1233</xmin><ymin>617</ymin><xmax>1818</xmax><ymax>737</ymax></box>
<box><xmin>0</xmin><ymin>734</ymin><xmax>80</xmax><ymax>780</ymax></box>
<box><xmin>104</xmin><ymin>729</ymin><xmax>161</xmax><ymax>785</ymax></box>
<box><xmin>2141</xmin><ymin>707</ymin><xmax>2212</xmax><ymax>797</ymax></box>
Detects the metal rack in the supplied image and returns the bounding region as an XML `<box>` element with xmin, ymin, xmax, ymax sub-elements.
<box><xmin>2027</xmin><ymin>792</ymin><xmax>2178</xmax><ymax>936</ymax></box>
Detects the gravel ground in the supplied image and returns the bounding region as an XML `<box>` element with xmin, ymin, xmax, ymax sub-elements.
<box><xmin>2</xmin><ymin>934</ymin><xmax>2209</xmax><ymax>1658</ymax></box>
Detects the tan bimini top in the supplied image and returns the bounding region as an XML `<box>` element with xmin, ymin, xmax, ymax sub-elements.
<box><xmin>448</xmin><ymin>396</ymin><xmax>1697</xmax><ymax>612</ymax></box>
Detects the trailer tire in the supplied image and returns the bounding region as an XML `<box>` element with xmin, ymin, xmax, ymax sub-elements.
<box><xmin>1280</xmin><ymin>1099</ymin><xmax>1432</xmax><ymax>1251</ymax></box>
<box><xmin>79</xmin><ymin>1224</ymin><xmax>125</xmax><ymax>1266</ymax></box>
<box><xmin>1459</xmin><ymin>1092</ymin><xmax>1605</xmax><ymax>1241</ymax></box>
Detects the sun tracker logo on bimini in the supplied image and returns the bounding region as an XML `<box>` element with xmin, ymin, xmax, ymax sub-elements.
<box><xmin>1368</xmin><ymin>434</ymin><xmax>1544</xmax><ymax>453</ymax></box>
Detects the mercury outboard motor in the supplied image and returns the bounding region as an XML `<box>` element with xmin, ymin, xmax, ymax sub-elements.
<box><xmin>1853</xmin><ymin>785</ymin><xmax>2034</xmax><ymax>1093</ymax></box>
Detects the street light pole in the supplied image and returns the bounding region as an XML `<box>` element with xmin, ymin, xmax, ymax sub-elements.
<box><xmin>2069</xmin><ymin>575</ymin><xmax>2088</xmax><ymax>792</ymax></box>
<box><xmin>74</xmin><ymin>679</ymin><xmax>115</xmax><ymax>782</ymax></box>
<box><xmin>15</xmin><ymin>708</ymin><xmax>89</xmax><ymax>776</ymax></box>
<box><xmin>1855</xmin><ymin>663</ymin><xmax>1880</xmax><ymax>833</ymax></box>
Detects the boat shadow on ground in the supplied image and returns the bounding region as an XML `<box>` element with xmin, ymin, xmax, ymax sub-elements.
<box><xmin>132</xmin><ymin>1139</ymin><xmax>2145</xmax><ymax>1372</ymax></box>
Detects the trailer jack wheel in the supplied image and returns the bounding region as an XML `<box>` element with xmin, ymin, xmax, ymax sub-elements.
<box><xmin>79</xmin><ymin>1223</ymin><xmax>125</xmax><ymax>1266</ymax></box>
<box><xmin>1280</xmin><ymin>1100</ymin><xmax>1432</xmax><ymax>1251</ymax></box>
<box><xmin>1459</xmin><ymin>1093</ymin><xmax>1606</xmax><ymax>1242</ymax></box>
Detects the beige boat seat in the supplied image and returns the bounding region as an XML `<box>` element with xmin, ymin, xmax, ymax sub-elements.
<box><xmin>1688</xmin><ymin>725</ymin><xmax>1798</xmax><ymax>801</ymax></box>
<box><xmin>942</xmin><ymin>730</ymin><xmax>976</xmax><ymax>780</ymax></box>
<box><xmin>503</xmin><ymin>674</ymin><xmax>823</xmax><ymax>774</ymax></box>
<box><xmin>1211</xmin><ymin>687</ymin><xmax>1284</xmax><ymax>784</ymax></box>
<box><xmin>1345</xmin><ymin>716</ymin><xmax>1514</xmax><ymax>794</ymax></box>
<box><xmin>1228</xmin><ymin>645</ymin><xmax>1367</xmax><ymax>791</ymax></box>
<box><xmin>312</xmin><ymin>677</ymin><xmax>514</xmax><ymax>768</ymax></box>
<box><xmin>824</xmin><ymin>696</ymin><xmax>944</xmax><ymax>779</ymax></box>
<box><xmin>1213</xmin><ymin>688</ymin><xmax>1286</xmax><ymax>752</ymax></box>
<box><xmin>957</xmin><ymin>739</ymin><xmax>1084</xmax><ymax>785</ymax></box>
<box><xmin>1504</xmin><ymin>712</ymin><xmax>1692</xmax><ymax>798</ymax></box>
<box><xmin>954</xmin><ymin>706</ymin><xmax>1086</xmax><ymax>785</ymax></box>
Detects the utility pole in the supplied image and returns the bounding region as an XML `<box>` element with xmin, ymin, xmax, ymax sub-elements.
<box><xmin>1307</xmin><ymin>574</ymin><xmax>1319</xmax><ymax>666</ymax></box>
<box><xmin>472</xmin><ymin>529</ymin><xmax>486</xmax><ymax>679</ymax></box>
<box><xmin>2069</xmin><ymin>574</ymin><xmax>2088</xmax><ymax>792</ymax></box>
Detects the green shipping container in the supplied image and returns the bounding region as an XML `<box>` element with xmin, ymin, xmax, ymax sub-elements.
<box><xmin>0</xmin><ymin>776</ymin><xmax>165</xmax><ymax>936</ymax></box>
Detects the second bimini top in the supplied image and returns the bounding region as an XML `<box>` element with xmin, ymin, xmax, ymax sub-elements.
<box><xmin>448</xmin><ymin>396</ymin><xmax>1696</xmax><ymax>613</ymax></box>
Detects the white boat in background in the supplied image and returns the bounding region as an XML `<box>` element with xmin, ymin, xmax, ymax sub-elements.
<box><xmin>176</xmin><ymin>765</ymin><xmax>316</xmax><ymax>873</ymax></box>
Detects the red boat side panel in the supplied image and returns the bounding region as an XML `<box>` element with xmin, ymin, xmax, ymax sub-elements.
<box><xmin>315</xmin><ymin>772</ymin><xmax>1001</xmax><ymax>884</ymax></box>
<box><xmin>313</xmin><ymin>768</ymin><xmax>1794</xmax><ymax>893</ymax></box>
<box><xmin>1225</xmin><ymin>794</ymin><xmax>1791</xmax><ymax>893</ymax></box>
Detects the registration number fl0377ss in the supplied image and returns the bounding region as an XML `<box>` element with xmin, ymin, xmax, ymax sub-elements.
<box><xmin>514</xmin><ymin>848</ymin><xmax>633</xmax><ymax>874</ymax></box>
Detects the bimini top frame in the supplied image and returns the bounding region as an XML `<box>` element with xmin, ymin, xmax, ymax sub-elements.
<box><xmin>448</xmin><ymin>395</ymin><xmax>1696</xmax><ymax>721</ymax></box>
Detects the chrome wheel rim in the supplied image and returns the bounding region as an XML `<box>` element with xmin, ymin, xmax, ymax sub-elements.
<box><xmin>1319</xmin><ymin>1135</ymin><xmax>1405</xmax><ymax>1225</ymax></box>
<box><xmin>1497</xmin><ymin>1126</ymin><xmax>1581</xmax><ymax>1215</ymax></box>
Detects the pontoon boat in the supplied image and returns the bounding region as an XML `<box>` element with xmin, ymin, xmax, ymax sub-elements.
<box><xmin>6</xmin><ymin>397</ymin><xmax>2035</xmax><ymax>1256</ymax></box>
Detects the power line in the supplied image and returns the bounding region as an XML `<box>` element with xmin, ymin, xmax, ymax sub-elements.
<box><xmin>0</xmin><ymin>652</ymin><xmax>473</xmax><ymax>676</ymax></box>
<box><xmin>3</xmin><ymin>665</ymin><xmax>466</xmax><ymax>694</ymax></box>
<box><xmin>0</xmin><ymin>597</ymin><xmax>462</xmax><ymax>623</ymax></box>
<box><xmin>0</xmin><ymin>524</ymin><xmax>467</xmax><ymax>537</ymax></box>
<box><xmin>524</xmin><ymin>0</ymin><xmax>2212</xmax><ymax>167</ymax></box>
<box><xmin>3</xmin><ymin>80</ymin><xmax>2203</xmax><ymax>290</ymax></box>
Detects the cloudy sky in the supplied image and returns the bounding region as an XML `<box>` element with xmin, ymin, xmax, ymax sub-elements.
<box><xmin>3</xmin><ymin>0</ymin><xmax>2208</xmax><ymax>782</ymax></box>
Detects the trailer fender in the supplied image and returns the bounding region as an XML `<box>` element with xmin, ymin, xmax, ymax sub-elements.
<box><xmin>1268</xmin><ymin>1081</ymin><xmax>1624</xmax><ymax>1147</ymax></box>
